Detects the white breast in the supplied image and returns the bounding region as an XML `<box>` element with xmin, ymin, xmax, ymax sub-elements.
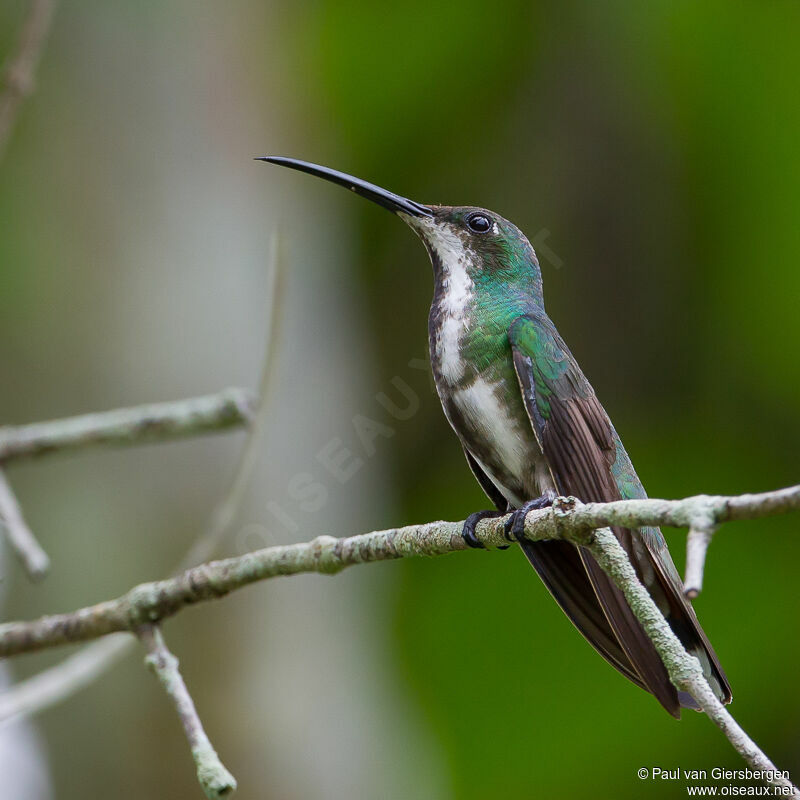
<box><xmin>453</xmin><ymin>378</ymin><xmax>528</xmax><ymax>484</ymax></box>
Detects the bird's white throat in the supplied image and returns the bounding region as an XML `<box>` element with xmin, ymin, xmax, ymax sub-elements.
<box><xmin>409</xmin><ymin>217</ymin><xmax>475</xmax><ymax>384</ymax></box>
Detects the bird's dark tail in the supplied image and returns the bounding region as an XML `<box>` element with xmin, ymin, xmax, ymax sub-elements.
<box><xmin>518</xmin><ymin>534</ymin><xmax>731</xmax><ymax>717</ymax></box>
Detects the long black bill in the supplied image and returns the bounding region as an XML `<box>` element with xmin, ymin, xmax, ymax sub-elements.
<box><xmin>257</xmin><ymin>156</ymin><xmax>433</xmax><ymax>218</ymax></box>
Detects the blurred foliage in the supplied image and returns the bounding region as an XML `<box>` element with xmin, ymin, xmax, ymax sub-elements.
<box><xmin>2</xmin><ymin>1</ymin><xmax>799</xmax><ymax>798</ymax></box>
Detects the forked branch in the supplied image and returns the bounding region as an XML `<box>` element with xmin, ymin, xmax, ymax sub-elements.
<box><xmin>0</xmin><ymin>484</ymin><xmax>797</xmax><ymax>796</ymax></box>
<box><xmin>0</xmin><ymin>388</ymin><xmax>254</xmax><ymax>580</ymax></box>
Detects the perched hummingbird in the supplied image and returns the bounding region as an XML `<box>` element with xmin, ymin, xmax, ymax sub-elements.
<box><xmin>260</xmin><ymin>156</ymin><xmax>731</xmax><ymax>717</ymax></box>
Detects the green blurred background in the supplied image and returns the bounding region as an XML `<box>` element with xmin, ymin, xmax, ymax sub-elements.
<box><xmin>1</xmin><ymin>1</ymin><xmax>798</xmax><ymax>798</ymax></box>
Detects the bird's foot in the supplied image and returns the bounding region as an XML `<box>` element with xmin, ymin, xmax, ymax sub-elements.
<box><xmin>503</xmin><ymin>491</ymin><xmax>557</xmax><ymax>542</ymax></box>
<box><xmin>461</xmin><ymin>510</ymin><xmax>504</xmax><ymax>549</ymax></box>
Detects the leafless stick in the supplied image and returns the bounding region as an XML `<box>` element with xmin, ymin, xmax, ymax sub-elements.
<box><xmin>139</xmin><ymin>625</ymin><xmax>236</xmax><ymax>799</ymax></box>
<box><xmin>0</xmin><ymin>0</ymin><xmax>58</xmax><ymax>161</ymax></box>
<box><xmin>182</xmin><ymin>233</ymin><xmax>284</xmax><ymax>568</ymax></box>
<box><xmin>0</xmin><ymin>470</ymin><xmax>49</xmax><ymax>579</ymax></box>
<box><xmin>0</xmin><ymin>634</ymin><xmax>130</xmax><ymax>724</ymax></box>
<box><xmin>0</xmin><ymin>389</ymin><xmax>255</xmax><ymax>463</ymax></box>
<box><xmin>684</xmin><ymin>522</ymin><xmax>716</xmax><ymax>599</ymax></box>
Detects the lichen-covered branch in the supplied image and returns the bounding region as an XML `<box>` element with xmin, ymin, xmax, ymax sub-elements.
<box><xmin>0</xmin><ymin>389</ymin><xmax>255</xmax><ymax>463</ymax></box>
<box><xmin>0</xmin><ymin>470</ymin><xmax>49</xmax><ymax>579</ymax></box>
<box><xmin>0</xmin><ymin>484</ymin><xmax>797</xmax><ymax>795</ymax></box>
<box><xmin>0</xmin><ymin>0</ymin><xmax>58</xmax><ymax>161</ymax></box>
<box><xmin>139</xmin><ymin>625</ymin><xmax>236</xmax><ymax>799</ymax></box>
<box><xmin>0</xmin><ymin>485</ymin><xmax>797</xmax><ymax>658</ymax></box>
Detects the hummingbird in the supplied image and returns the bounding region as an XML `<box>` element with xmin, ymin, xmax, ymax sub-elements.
<box><xmin>259</xmin><ymin>156</ymin><xmax>731</xmax><ymax>717</ymax></box>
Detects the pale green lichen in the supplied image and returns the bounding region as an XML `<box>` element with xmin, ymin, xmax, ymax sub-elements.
<box><xmin>194</xmin><ymin>744</ymin><xmax>237</xmax><ymax>799</ymax></box>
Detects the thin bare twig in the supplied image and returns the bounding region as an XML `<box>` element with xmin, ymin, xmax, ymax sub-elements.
<box><xmin>0</xmin><ymin>634</ymin><xmax>130</xmax><ymax>724</ymax></box>
<box><xmin>0</xmin><ymin>470</ymin><xmax>49</xmax><ymax>579</ymax></box>
<box><xmin>183</xmin><ymin>233</ymin><xmax>284</xmax><ymax>567</ymax></box>
<box><xmin>684</xmin><ymin>523</ymin><xmax>716</xmax><ymax>599</ymax></box>
<box><xmin>0</xmin><ymin>0</ymin><xmax>58</xmax><ymax>161</ymax></box>
<box><xmin>139</xmin><ymin>625</ymin><xmax>236</xmax><ymax>799</ymax></box>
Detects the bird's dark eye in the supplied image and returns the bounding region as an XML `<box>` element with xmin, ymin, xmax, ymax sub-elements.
<box><xmin>466</xmin><ymin>213</ymin><xmax>492</xmax><ymax>233</ymax></box>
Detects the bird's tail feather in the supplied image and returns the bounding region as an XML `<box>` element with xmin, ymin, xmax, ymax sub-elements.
<box><xmin>518</xmin><ymin>534</ymin><xmax>731</xmax><ymax>717</ymax></box>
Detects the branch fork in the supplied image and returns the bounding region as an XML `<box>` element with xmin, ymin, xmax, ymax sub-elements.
<box><xmin>0</xmin><ymin>388</ymin><xmax>254</xmax><ymax>582</ymax></box>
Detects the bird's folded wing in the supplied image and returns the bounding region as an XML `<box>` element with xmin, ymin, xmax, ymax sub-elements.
<box><xmin>508</xmin><ymin>313</ymin><xmax>684</xmax><ymax>715</ymax></box>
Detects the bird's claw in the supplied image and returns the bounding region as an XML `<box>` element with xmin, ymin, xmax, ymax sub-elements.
<box><xmin>503</xmin><ymin>492</ymin><xmax>557</xmax><ymax>542</ymax></box>
<box><xmin>461</xmin><ymin>509</ymin><xmax>503</xmax><ymax>549</ymax></box>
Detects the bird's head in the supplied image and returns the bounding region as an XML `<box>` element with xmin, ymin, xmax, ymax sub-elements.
<box><xmin>259</xmin><ymin>157</ymin><xmax>543</xmax><ymax>300</ymax></box>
